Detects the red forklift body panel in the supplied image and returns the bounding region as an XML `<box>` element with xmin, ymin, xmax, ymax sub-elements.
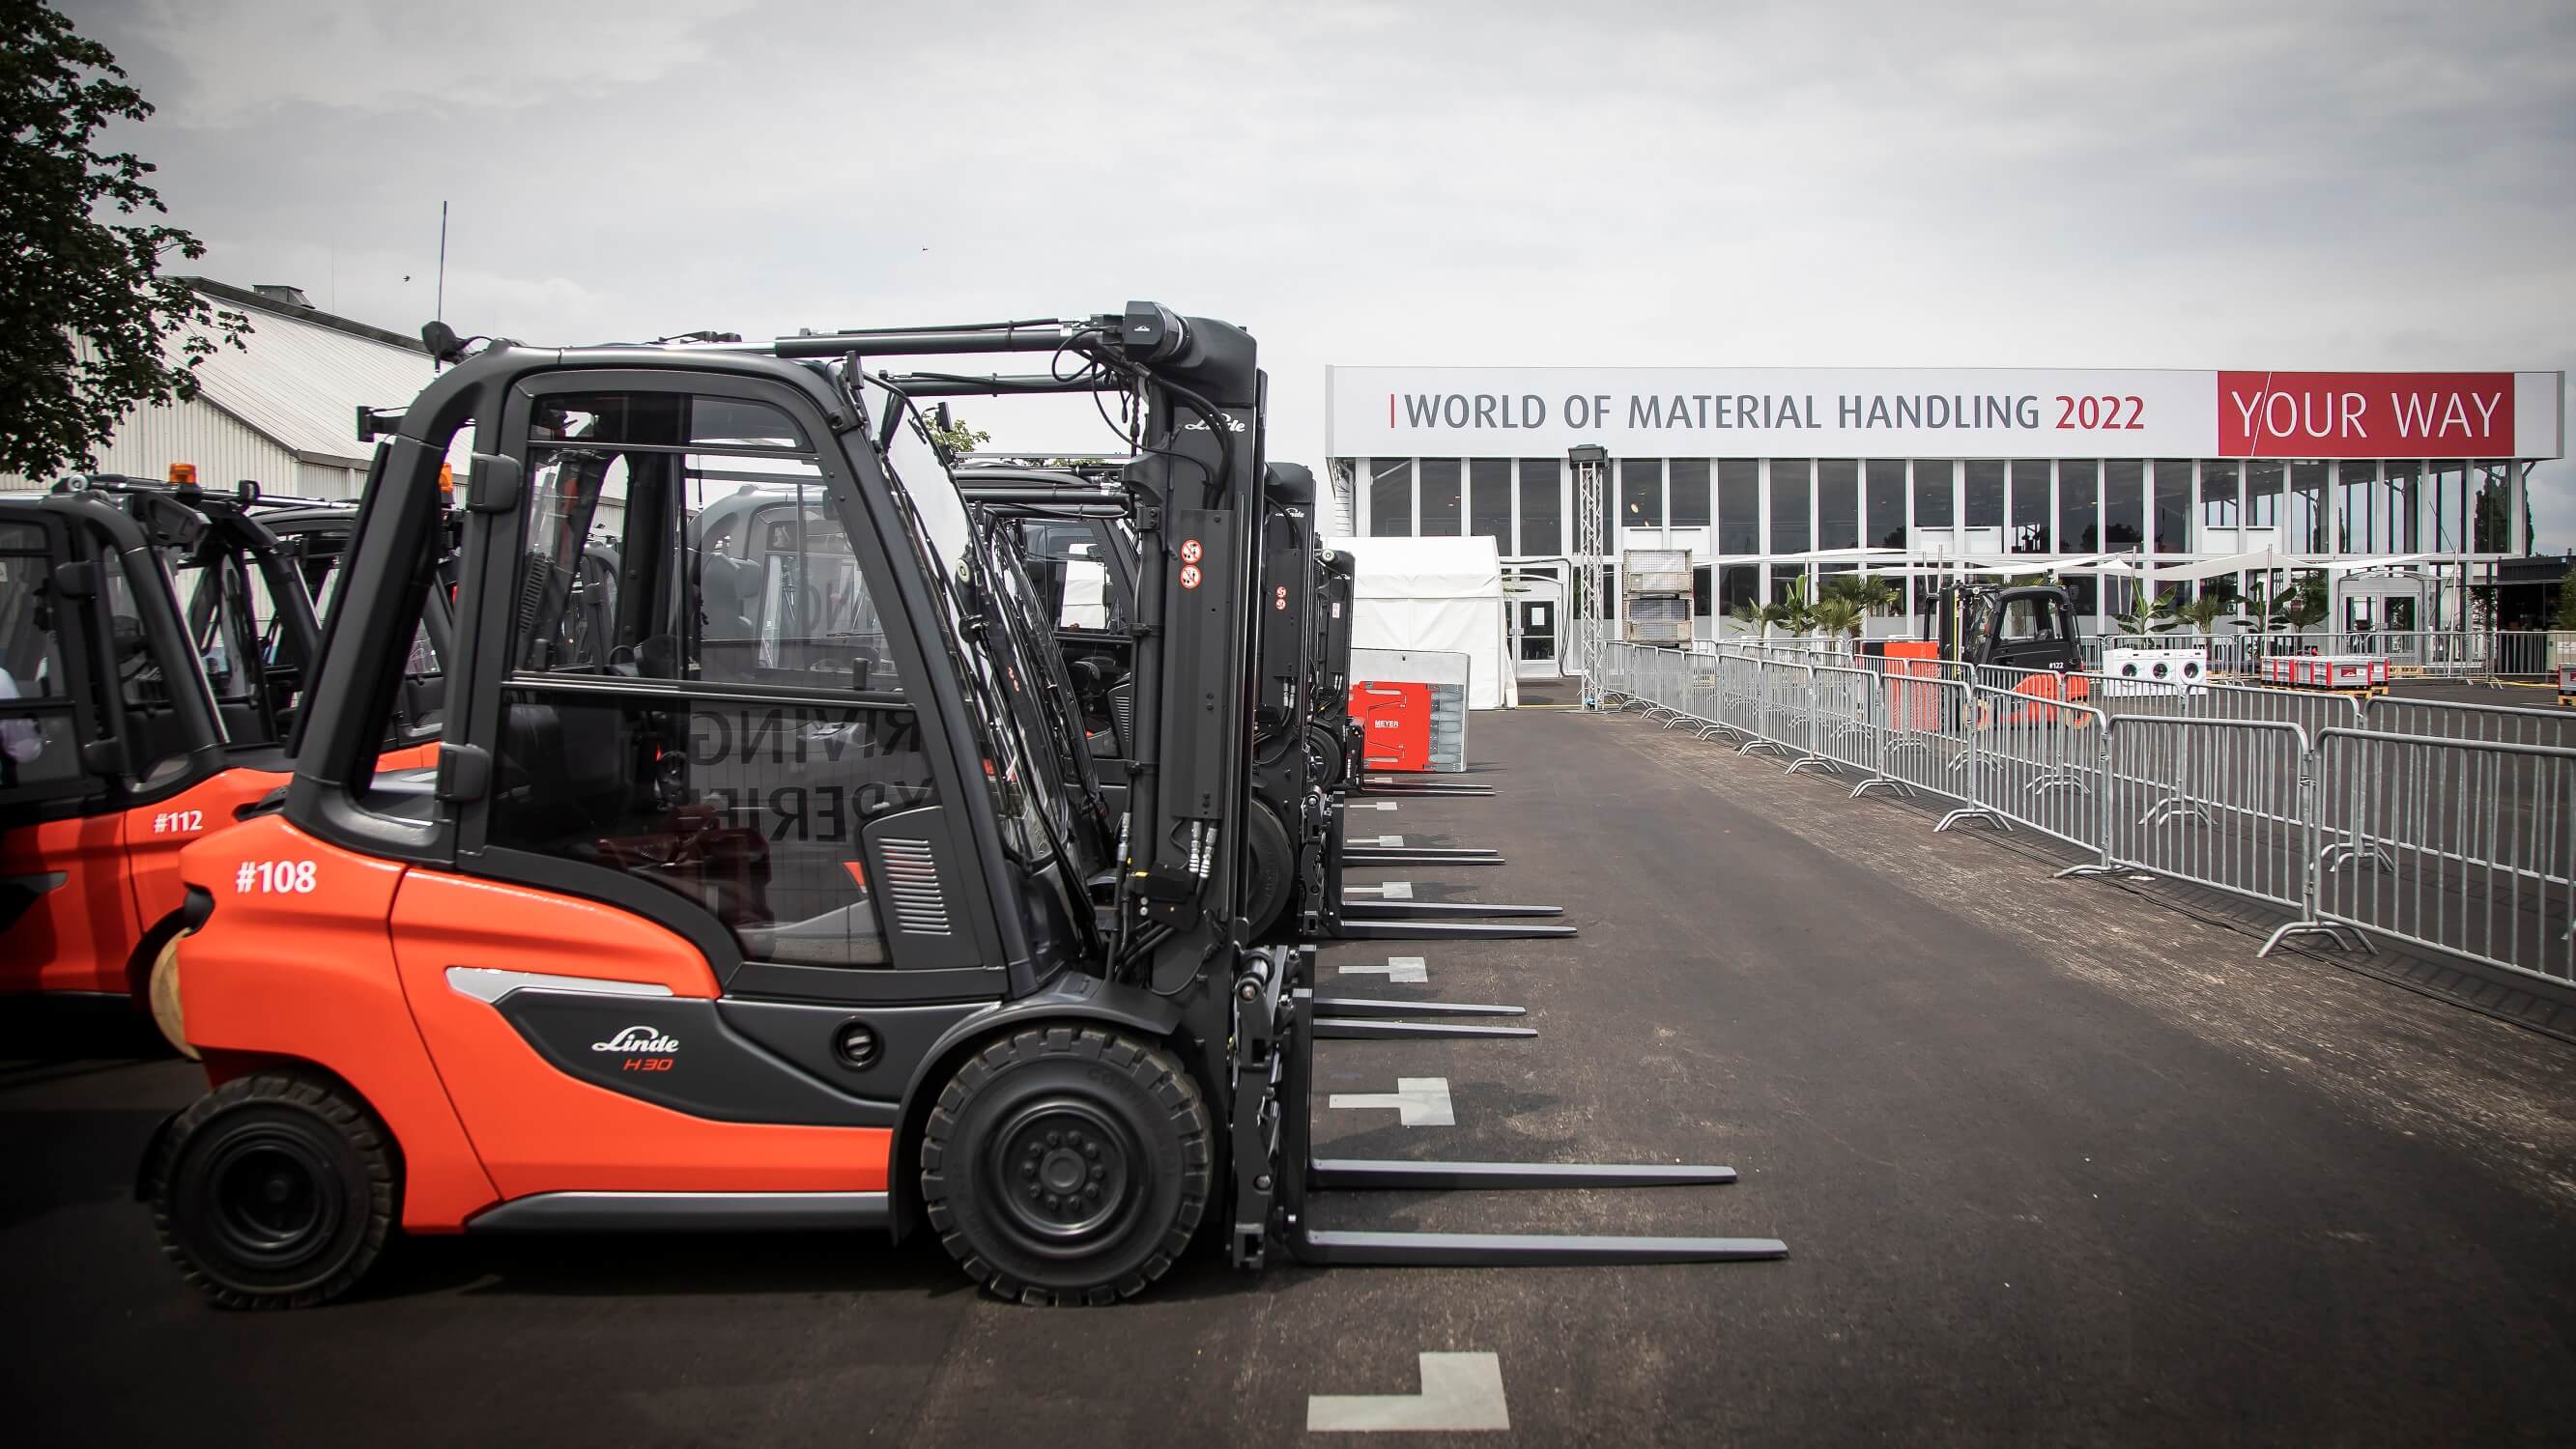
<box><xmin>175</xmin><ymin>815</ymin><xmax>502</xmax><ymax>1230</ymax></box>
<box><xmin>387</xmin><ymin>870</ymin><xmax>892</xmax><ymax>1201</ymax></box>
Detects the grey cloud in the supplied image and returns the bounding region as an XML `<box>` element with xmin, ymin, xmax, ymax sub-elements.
<box><xmin>56</xmin><ymin>0</ymin><xmax>2576</xmax><ymax>544</ymax></box>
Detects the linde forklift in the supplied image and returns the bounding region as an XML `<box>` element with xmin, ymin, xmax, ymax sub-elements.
<box><xmin>141</xmin><ymin>303</ymin><xmax>1785</xmax><ymax>1308</ymax></box>
<box><xmin>1918</xmin><ymin>579</ymin><xmax>2092</xmax><ymax>726</ymax></box>
<box><xmin>946</xmin><ymin>457</ymin><xmax>1555</xmax><ymax>946</ymax></box>
<box><xmin>0</xmin><ymin>473</ymin><xmax>437</xmax><ymax>1051</ymax></box>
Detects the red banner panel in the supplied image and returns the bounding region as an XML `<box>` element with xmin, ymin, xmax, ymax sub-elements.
<box><xmin>2218</xmin><ymin>372</ymin><xmax>2513</xmax><ymax>458</ymax></box>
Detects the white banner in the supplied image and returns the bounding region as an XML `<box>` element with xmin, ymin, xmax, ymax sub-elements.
<box><xmin>1325</xmin><ymin>366</ymin><xmax>2565</xmax><ymax>460</ymax></box>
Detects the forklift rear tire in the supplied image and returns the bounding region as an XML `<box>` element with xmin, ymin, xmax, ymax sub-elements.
<box><xmin>921</xmin><ymin>1027</ymin><xmax>1212</xmax><ymax>1305</ymax></box>
<box><xmin>1243</xmin><ymin>802</ymin><xmax>1294</xmax><ymax>939</ymax></box>
<box><xmin>147</xmin><ymin>1071</ymin><xmax>399</xmax><ymax>1310</ymax></box>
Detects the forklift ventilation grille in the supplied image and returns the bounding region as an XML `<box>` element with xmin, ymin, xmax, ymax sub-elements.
<box><xmin>879</xmin><ymin>839</ymin><xmax>952</xmax><ymax>935</ymax></box>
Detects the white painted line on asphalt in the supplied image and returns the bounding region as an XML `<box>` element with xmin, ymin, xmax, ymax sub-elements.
<box><xmin>1342</xmin><ymin>880</ymin><xmax>1414</xmax><ymax>898</ymax></box>
<box><xmin>1307</xmin><ymin>1351</ymin><xmax>1510</xmax><ymax>1433</ymax></box>
<box><xmin>1337</xmin><ymin>955</ymin><xmax>1429</xmax><ymax>984</ymax></box>
<box><xmin>1352</xmin><ymin>801</ymin><xmax>1399</xmax><ymax>811</ymax></box>
<box><xmin>1327</xmin><ymin>1077</ymin><xmax>1453</xmax><ymax>1127</ymax></box>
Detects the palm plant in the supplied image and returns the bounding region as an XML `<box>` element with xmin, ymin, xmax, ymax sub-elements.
<box><xmin>1728</xmin><ymin>599</ymin><xmax>1768</xmax><ymax>641</ymax></box>
<box><xmin>1821</xmin><ymin>572</ymin><xmax>1902</xmax><ymax>618</ymax></box>
<box><xmin>1809</xmin><ymin>595</ymin><xmax>1866</xmax><ymax>653</ymax></box>
<box><xmin>1775</xmin><ymin>574</ymin><xmax>1816</xmax><ymax>639</ymax></box>
<box><xmin>2171</xmin><ymin>594</ymin><xmax>2236</xmax><ymax>637</ymax></box>
<box><xmin>2110</xmin><ymin>588</ymin><xmax>2182</xmax><ymax>638</ymax></box>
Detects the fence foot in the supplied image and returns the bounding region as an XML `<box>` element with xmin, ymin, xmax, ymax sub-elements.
<box><xmin>2024</xmin><ymin>769</ymin><xmax>2090</xmax><ymax>797</ymax></box>
<box><xmin>2318</xmin><ymin>842</ymin><xmax>2397</xmax><ymax>874</ymax></box>
<box><xmin>1849</xmin><ymin>777</ymin><xmax>1912</xmax><ymax>800</ymax></box>
<box><xmin>2051</xmin><ymin>861</ymin><xmax>2122</xmax><ymax>879</ymax></box>
<box><xmin>2140</xmin><ymin>798</ymin><xmax>2215</xmax><ymax>827</ymax></box>
<box><xmin>2257</xmin><ymin>921</ymin><xmax>2377</xmax><ymax>957</ymax></box>
<box><xmin>1738</xmin><ymin>739</ymin><xmax>1788</xmax><ymax>758</ymax></box>
<box><xmin>1934</xmin><ymin>807</ymin><xmax>2012</xmax><ymax>833</ymax></box>
<box><xmin>1784</xmin><ymin>754</ymin><xmax>1839</xmax><ymax>776</ymax></box>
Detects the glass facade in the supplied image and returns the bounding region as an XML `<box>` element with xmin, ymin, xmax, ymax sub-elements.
<box><xmin>1469</xmin><ymin>459</ymin><xmax>1510</xmax><ymax>545</ymax></box>
<box><xmin>1419</xmin><ymin>458</ymin><xmax>1462</xmax><ymax>536</ymax></box>
<box><xmin>1818</xmin><ymin>460</ymin><xmax>1859</xmax><ymax>552</ymax></box>
<box><xmin>1718</xmin><ymin>461</ymin><xmax>1759</xmax><ymax>553</ymax></box>
<box><xmin>1619</xmin><ymin>459</ymin><xmax>1662</xmax><ymax>529</ymax></box>
<box><xmin>1518</xmin><ymin>458</ymin><xmax>1561</xmax><ymax>555</ymax></box>
<box><xmin>1345</xmin><ymin>440</ymin><xmax>2534</xmax><ymax>639</ymax></box>
<box><xmin>1866</xmin><ymin>460</ymin><xmax>1906</xmax><ymax>549</ymax></box>
<box><xmin>1669</xmin><ymin>460</ymin><xmax>1710</xmax><ymax>527</ymax></box>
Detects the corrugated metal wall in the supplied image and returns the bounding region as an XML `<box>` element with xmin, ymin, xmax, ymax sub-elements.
<box><xmin>0</xmin><ymin>396</ymin><xmax>303</xmax><ymax>496</ymax></box>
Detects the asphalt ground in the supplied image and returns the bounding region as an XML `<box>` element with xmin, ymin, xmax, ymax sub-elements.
<box><xmin>6</xmin><ymin>701</ymin><xmax>2574</xmax><ymax>1447</ymax></box>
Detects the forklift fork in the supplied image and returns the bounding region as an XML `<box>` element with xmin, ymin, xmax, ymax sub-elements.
<box><xmin>1230</xmin><ymin>954</ymin><xmax>1789</xmax><ymax>1271</ymax></box>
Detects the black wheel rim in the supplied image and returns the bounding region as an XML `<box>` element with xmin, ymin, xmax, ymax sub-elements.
<box><xmin>203</xmin><ymin>1127</ymin><xmax>343</xmax><ymax>1269</ymax></box>
<box><xmin>986</xmin><ymin>1096</ymin><xmax>1139</xmax><ymax>1254</ymax></box>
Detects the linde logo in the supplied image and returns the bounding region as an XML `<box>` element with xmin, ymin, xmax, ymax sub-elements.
<box><xmin>1182</xmin><ymin>415</ymin><xmax>1248</xmax><ymax>433</ymax></box>
<box><xmin>593</xmin><ymin>1025</ymin><xmax>679</xmax><ymax>1054</ymax></box>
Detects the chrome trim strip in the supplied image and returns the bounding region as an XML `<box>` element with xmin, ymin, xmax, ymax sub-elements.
<box><xmin>467</xmin><ymin>1190</ymin><xmax>891</xmax><ymax>1233</ymax></box>
<box><xmin>444</xmin><ymin>967</ymin><xmax>676</xmax><ymax>1005</ymax></box>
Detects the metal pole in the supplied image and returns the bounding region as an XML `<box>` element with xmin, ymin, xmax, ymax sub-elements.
<box><xmin>1572</xmin><ymin>444</ymin><xmax>1609</xmax><ymax>709</ymax></box>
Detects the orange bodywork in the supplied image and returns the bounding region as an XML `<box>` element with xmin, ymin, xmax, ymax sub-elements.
<box><xmin>388</xmin><ymin>870</ymin><xmax>890</xmax><ymax>1201</ymax></box>
<box><xmin>173</xmin><ymin>816</ymin><xmax>889</xmax><ymax>1232</ymax></box>
<box><xmin>0</xmin><ymin>765</ymin><xmax>286</xmax><ymax>996</ymax></box>
<box><xmin>2001</xmin><ymin>669</ymin><xmax>2093</xmax><ymax>726</ymax></box>
<box><xmin>177</xmin><ymin>815</ymin><xmax>499</xmax><ymax>1230</ymax></box>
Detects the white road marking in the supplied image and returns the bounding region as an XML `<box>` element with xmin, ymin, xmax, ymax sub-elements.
<box><xmin>1338</xmin><ymin>955</ymin><xmax>1428</xmax><ymax>984</ymax></box>
<box><xmin>1351</xmin><ymin>801</ymin><xmax>1399</xmax><ymax>811</ymax></box>
<box><xmin>1362</xmin><ymin>835</ymin><xmax>1406</xmax><ymax>848</ymax></box>
<box><xmin>1307</xmin><ymin>1352</ymin><xmax>1510</xmax><ymax>1433</ymax></box>
<box><xmin>1339</xmin><ymin>880</ymin><xmax>1416</xmax><ymax>899</ymax></box>
<box><xmin>1327</xmin><ymin>1077</ymin><xmax>1453</xmax><ymax>1126</ymax></box>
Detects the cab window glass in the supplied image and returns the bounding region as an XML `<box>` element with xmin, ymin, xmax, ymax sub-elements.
<box><xmin>488</xmin><ymin>388</ymin><xmax>932</xmax><ymax>968</ymax></box>
<box><xmin>0</xmin><ymin>528</ymin><xmax>80</xmax><ymax>787</ymax></box>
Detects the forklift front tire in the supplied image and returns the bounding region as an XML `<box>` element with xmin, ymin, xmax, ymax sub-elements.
<box><xmin>148</xmin><ymin>1071</ymin><xmax>399</xmax><ymax>1310</ymax></box>
<box><xmin>920</xmin><ymin>1027</ymin><xmax>1212</xmax><ymax>1305</ymax></box>
<box><xmin>1304</xmin><ymin>723</ymin><xmax>1346</xmax><ymax>789</ymax></box>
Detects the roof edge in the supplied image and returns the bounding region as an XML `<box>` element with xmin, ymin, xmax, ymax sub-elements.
<box><xmin>179</xmin><ymin>277</ymin><xmax>430</xmax><ymax>355</ymax></box>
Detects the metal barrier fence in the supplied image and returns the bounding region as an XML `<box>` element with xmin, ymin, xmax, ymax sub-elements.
<box><xmin>1598</xmin><ymin>640</ymin><xmax>2575</xmax><ymax>988</ymax></box>
<box><xmin>2085</xmin><ymin>630</ymin><xmax>2560</xmax><ymax>679</ymax></box>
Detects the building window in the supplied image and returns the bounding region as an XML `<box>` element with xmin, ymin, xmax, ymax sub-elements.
<box><xmin>2012</xmin><ymin>460</ymin><xmax>2050</xmax><ymax>554</ymax></box>
<box><xmin>1692</xmin><ymin>565</ymin><xmax>1713</xmax><ymax>618</ymax></box>
<box><xmin>1669</xmin><ymin>460</ymin><xmax>1710</xmax><ymax>527</ymax></box>
<box><xmin>1719</xmin><ymin>563</ymin><xmax>1757</xmax><ymax>616</ymax></box>
<box><xmin>2336</xmin><ymin>461</ymin><xmax>2375</xmax><ymax>554</ymax></box>
<box><xmin>2383</xmin><ymin>463</ymin><xmax>2419</xmax><ymax>553</ymax></box>
<box><xmin>2245</xmin><ymin>460</ymin><xmax>2281</xmax><ymax>530</ymax></box>
<box><xmin>2200</xmin><ymin>461</ymin><xmax>2239</xmax><ymax>545</ymax></box>
<box><xmin>2154</xmin><ymin>460</ymin><xmax>2191</xmax><ymax>555</ymax></box>
<box><xmin>2288</xmin><ymin>461</ymin><xmax>2328</xmax><ymax>554</ymax></box>
<box><xmin>1718</xmin><ymin>460</ymin><xmax>1760</xmax><ymax>553</ymax></box>
<box><xmin>1964</xmin><ymin>461</ymin><xmax>2005</xmax><ymax>531</ymax></box>
<box><xmin>1770</xmin><ymin>459</ymin><xmax>1812</xmax><ymax>555</ymax></box>
<box><xmin>1866</xmin><ymin>460</ymin><xmax>1906</xmax><ymax>549</ymax></box>
<box><xmin>1618</xmin><ymin>459</ymin><xmax>1663</xmax><ymax>531</ymax></box>
<box><xmin>1419</xmin><ymin>458</ymin><xmax>1463</xmax><ymax>536</ymax></box>
<box><xmin>1369</xmin><ymin>459</ymin><xmax>1412</xmax><ymax>537</ymax></box>
<box><xmin>1517</xmin><ymin>459</ymin><xmax>1561</xmax><ymax>555</ymax></box>
<box><xmin>2472</xmin><ymin>461</ymin><xmax>2514</xmax><ymax>554</ymax></box>
<box><xmin>1914</xmin><ymin>460</ymin><xmax>1955</xmax><ymax>529</ymax></box>
<box><xmin>2104</xmin><ymin>461</ymin><xmax>2145</xmax><ymax>551</ymax></box>
<box><xmin>1818</xmin><ymin>460</ymin><xmax>1859</xmax><ymax>552</ymax></box>
<box><xmin>1467</xmin><ymin>459</ymin><xmax>1511</xmax><ymax>546</ymax></box>
<box><xmin>2058</xmin><ymin>460</ymin><xmax>2100</xmax><ymax>554</ymax></box>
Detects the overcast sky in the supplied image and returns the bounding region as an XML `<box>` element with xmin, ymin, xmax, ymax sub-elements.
<box><xmin>69</xmin><ymin>0</ymin><xmax>2576</xmax><ymax>549</ymax></box>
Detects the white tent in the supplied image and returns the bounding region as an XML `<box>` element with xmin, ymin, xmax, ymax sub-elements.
<box><xmin>1325</xmin><ymin>535</ymin><xmax>1517</xmax><ymax>708</ymax></box>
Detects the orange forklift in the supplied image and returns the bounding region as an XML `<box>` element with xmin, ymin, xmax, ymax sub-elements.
<box><xmin>140</xmin><ymin>303</ymin><xmax>1784</xmax><ymax>1308</ymax></box>
<box><xmin>0</xmin><ymin>472</ymin><xmax>429</xmax><ymax>1049</ymax></box>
